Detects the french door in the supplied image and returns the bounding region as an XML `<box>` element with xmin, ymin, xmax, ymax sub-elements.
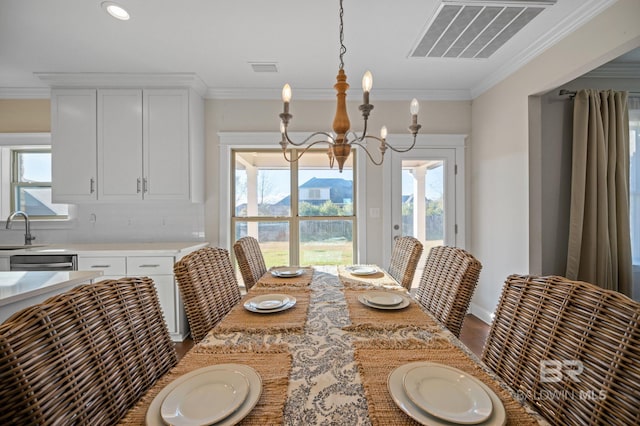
<box><xmin>384</xmin><ymin>136</ymin><xmax>466</xmax><ymax>284</ymax></box>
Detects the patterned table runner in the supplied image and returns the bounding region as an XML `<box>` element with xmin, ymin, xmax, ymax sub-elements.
<box><xmin>214</xmin><ymin>289</ymin><xmax>311</xmax><ymax>334</ymax></box>
<box><xmin>354</xmin><ymin>338</ymin><xmax>541</xmax><ymax>426</ymax></box>
<box><xmin>254</xmin><ymin>266</ymin><xmax>315</xmax><ymax>289</ymax></box>
<box><xmin>343</xmin><ymin>289</ymin><xmax>441</xmax><ymax>332</ymax></box>
<box><xmin>118</xmin><ymin>344</ymin><xmax>291</xmax><ymax>426</ymax></box>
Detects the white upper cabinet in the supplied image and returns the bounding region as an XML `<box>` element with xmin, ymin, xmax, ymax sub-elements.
<box><xmin>143</xmin><ymin>89</ymin><xmax>190</xmax><ymax>200</ymax></box>
<box><xmin>51</xmin><ymin>89</ymin><xmax>98</xmax><ymax>202</ymax></box>
<box><xmin>51</xmin><ymin>87</ymin><xmax>204</xmax><ymax>203</ymax></box>
<box><xmin>98</xmin><ymin>89</ymin><xmax>143</xmax><ymax>201</ymax></box>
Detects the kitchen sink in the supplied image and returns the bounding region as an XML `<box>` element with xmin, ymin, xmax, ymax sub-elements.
<box><xmin>0</xmin><ymin>244</ymin><xmax>46</xmax><ymax>251</ymax></box>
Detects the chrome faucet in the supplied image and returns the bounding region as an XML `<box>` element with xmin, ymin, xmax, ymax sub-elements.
<box><xmin>6</xmin><ymin>210</ymin><xmax>35</xmax><ymax>246</ymax></box>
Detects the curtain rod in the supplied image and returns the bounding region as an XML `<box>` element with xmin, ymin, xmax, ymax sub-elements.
<box><xmin>559</xmin><ymin>89</ymin><xmax>640</xmax><ymax>97</ymax></box>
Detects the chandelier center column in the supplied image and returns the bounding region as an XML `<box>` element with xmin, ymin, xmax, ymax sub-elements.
<box><xmin>333</xmin><ymin>69</ymin><xmax>351</xmax><ymax>172</ymax></box>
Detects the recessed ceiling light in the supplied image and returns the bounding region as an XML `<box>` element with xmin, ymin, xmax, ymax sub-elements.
<box><xmin>101</xmin><ymin>1</ymin><xmax>130</xmax><ymax>21</ymax></box>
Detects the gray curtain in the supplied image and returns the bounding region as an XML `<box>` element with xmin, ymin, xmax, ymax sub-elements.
<box><xmin>566</xmin><ymin>89</ymin><xmax>632</xmax><ymax>296</ymax></box>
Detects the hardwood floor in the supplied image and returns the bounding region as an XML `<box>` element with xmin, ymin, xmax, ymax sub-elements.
<box><xmin>458</xmin><ymin>314</ymin><xmax>490</xmax><ymax>357</ymax></box>
<box><xmin>173</xmin><ymin>314</ymin><xmax>490</xmax><ymax>361</ymax></box>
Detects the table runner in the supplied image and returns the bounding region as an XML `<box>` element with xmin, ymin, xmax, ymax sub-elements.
<box><xmin>354</xmin><ymin>338</ymin><xmax>541</xmax><ymax>426</ymax></box>
<box><xmin>343</xmin><ymin>289</ymin><xmax>441</xmax><ymax>333</ymax></box>
<box><xmin>338</xmin><ymin>265</ymin><xmax>401</xmax><ymax>289</ymax></box>
<box><xmin>118</xmin><ymin>343</ymin><xmax>292</xmax><ymax>426</ymax></box>
<box><xmin>214</xmin><ymin>289</ymin><xmax>311</xmax><ymax>334</ymax></box>
<box><xmin>254</xmin><ymin>266</ymin><xmax>315</xmax><ymax>288</ymax></box>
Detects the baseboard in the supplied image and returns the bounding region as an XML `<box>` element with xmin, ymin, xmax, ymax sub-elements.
<box><xmin>469</xmin><ymin>303</ymin><xmax>494</xmax><ymax>325</ymax></box>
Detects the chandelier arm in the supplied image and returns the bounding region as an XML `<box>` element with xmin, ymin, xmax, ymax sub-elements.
<box><xmin>384</xmin><ymin>134</ymin><xmax>418</xmax><ymax>153</ymax></box>
<box><xmin>283</xmin><ymin>130</ymin><xmax>336</xmax><ymax>147</ymax></box>
<box><xmin>358</xmin><ymin>116</ymin><xmax>369</xmax><ymax>141</ymax></box>
<box><xmin>281</xmin><ymin>139</ymin><xmax>335</xmax><ymax>163</ymax></box>
<box><xmin>344</xmin><ymin>130</ymin><xmax>362</xmax><ymax>143</ymax></box>
<box><xmin>349</xmin><ymin>141</ymin><xmax>385</xmax><ymax>166</ymax></box>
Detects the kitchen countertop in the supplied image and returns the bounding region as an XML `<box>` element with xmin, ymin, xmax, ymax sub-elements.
<box><xmin>0</xmin><ymin>270</ymin><xmax>103</xmax><ymax>308</ymax></box>
<box><xmin>0</xmin><ymin>242</ymin><xmax>209</xmax><ymax>257</ymax></box>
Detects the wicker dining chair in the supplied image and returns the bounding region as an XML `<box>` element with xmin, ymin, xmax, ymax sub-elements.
<box><xmin>413</xmin><ymin>245</ymin><xmax>482</xmax><ymax>337</ymax></box>
<box><xmin>482</xmin><ymin>274</ymin><xmax>640</xmax><ymax>426</ymax></box>
<box><xmin>0</xmin><ymin>277</ymin><xmax>177</xmax><ymax>426</ymax></box>
<box><xmin>387</xmin><ymin>236</ymin><xmax>424</xmax><ymax>290</ymax></box>
<box><xmin>174</xmin><ymin>246</ymin><xmax>242</xmax><ymax>342</ymax></box>
<box><xmin>233</xmin><ymin>236</ymin><xmax>267</xmax><ymax>291</ymax></box>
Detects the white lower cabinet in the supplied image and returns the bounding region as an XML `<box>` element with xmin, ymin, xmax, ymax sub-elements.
<box><xmin>78</xmin><ymin>254</ymin><xmax>187</xmax><ymax>341</ymax></box>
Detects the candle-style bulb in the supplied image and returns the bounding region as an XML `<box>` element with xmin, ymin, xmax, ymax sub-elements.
<box><xmin>380</xmin><ymin>126</ymin><xmax>388</xmax><ymax>140</ymax></box>
<box><xmin>410</xmin><ymin>98</ymin><xmax>419</xmax><ymax>115</ymax></box>
<box><xmin>282</xmin><ymin>84</ymin><xmax>292</xmax><ymax>103</ymax></box>
<box><xmin>362</xmin><ymin>71</ymin><xmax>373</xmax><ymax>93</ymax></box>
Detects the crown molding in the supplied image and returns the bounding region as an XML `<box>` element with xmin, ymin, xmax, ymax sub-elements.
<box><xmin>582</xmin><ymin>62</ymin><xmax>640</xmax><ymax>78</ymax></box>
<box><xmin>1</xmin><ymin>84</ymin><xmax>471</xmax><ymax>101</ymax></box>
<box><xmin>33</xmin><ymin>72</ymin><xmax>208</xmax><ymax>96</ymax></box>
<box><xmin>205</xmin><ymin>87</ymin><xmax>471</xmax><ymax>101</ymax></box>
<box><xmin>470</xmin><ymin>0</ymin><xmax>618</xmax><ymax>98</ymax></box>
<box><xmin>0</xmin><ymin>87</ymin><xmax>51</xmax><ymax>99</ymax></box>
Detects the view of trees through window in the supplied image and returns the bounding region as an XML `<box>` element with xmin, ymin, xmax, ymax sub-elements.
<box><xmin>233</xmin><ymin>150</ymin><xmax>355</xmax><ymax>268</ymax></box>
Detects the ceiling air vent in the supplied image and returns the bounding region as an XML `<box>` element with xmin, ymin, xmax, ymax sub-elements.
<box><xmin>410</xmin><ymin>0</ymin><xmax>556</xmax><ymax>59</ymax></box>
<box><xmin>249</xmin><ymin>62</ymin><xmax>279</xmax><ymax>73</ymax></box>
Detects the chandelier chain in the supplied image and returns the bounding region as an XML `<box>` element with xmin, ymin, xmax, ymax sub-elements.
<box><xmin>278</xmin><ymin>0</ymin><xmax>421</xmax><ymax>172</ymax></box>
<box><xmin>338</xmin><ymin>0</ymin><xmax>346</xmax><ymax>70</ymax></box>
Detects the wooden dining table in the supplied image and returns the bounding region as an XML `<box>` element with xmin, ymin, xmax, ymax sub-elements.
<box><xmin>119</xmin><ymin>265</ymin><xmax>548</xmax><ymax>425</ymax></box>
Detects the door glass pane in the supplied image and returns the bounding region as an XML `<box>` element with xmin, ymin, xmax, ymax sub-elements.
<box><xmin>235</xmin><ymin>221</ymin><xmax>290</xmax><ymax>268</ymax></box>
<box><xmin>402</xmin><ymin>160</ymin><xmax>445</xmax><ymax>253</ymax></box>
<box><xmin>298</xmin><ymin>151</ymin><xmax>353</xmax><ymax>217</ymax></box>
<box><xmin>300</xmin><ymin>219</ymin><xmax>353</xmax><ymax>265</ymax></box>
<box><xmin>234</xmin><ymin>151</ymin><xmax>291</xmax><ymax>217</ymax></box>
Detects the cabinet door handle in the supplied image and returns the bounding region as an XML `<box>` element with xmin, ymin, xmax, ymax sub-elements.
<box><xmin>138</xmin><ymin>264</ymin><xmax>160</xmax><ymax>268</ymax></box>
<box><xmin>137</xmin><ymin>178</ymin><xmax>142</xmax><ymax>193</ymax></box>
<box><xmin>143</xmin><ymin>178</ymin><xmax>148</xmax><ymax>193</ymax></box>
<box><xmin>90</xmin><ymin>178</ymin><xmax>95</xmax><ymax>194</ymax></box>
<box><xmin>90</xmin><ymin>264</ymin><xmax>111</xmax><ymax>268</ymax></box>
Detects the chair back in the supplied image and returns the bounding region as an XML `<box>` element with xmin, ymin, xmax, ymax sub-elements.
<box><xmin>174</xmin><ymin>246</ymin><xmax>241</xmax><ymax>342</ymax></box>
<box><xmin>388</xmin><ymin>236</ymin><xmax>424</xmax><ymax>290</ymax></box>
<box><xmin>233</xmin><ymin>236</ymin><xmax>267</xmax><ymax>291</ymax></box>
<box><xmin>482</xmin><ymin>274</ymin><xmax>640</xmax><ymax>426</ymax></box>
<box><xmin>414</xmin><ymin>245</ymin><xmax>482</xmax><ymax>337</ymax></box>
<box><xmin>0</xmin><ymin>277</ymin><xmax>177</xmax><ymax>425</ymax></box>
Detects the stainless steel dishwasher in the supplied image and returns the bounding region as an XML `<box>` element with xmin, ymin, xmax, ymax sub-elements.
<box><xmin>10</xmin><ymin>254</ymin><xmax>78</xmax><ymax>271</ymax></box>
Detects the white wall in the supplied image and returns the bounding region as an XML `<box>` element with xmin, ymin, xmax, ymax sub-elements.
<box><xmin>470</xmin><ymin>0</ymin><xmax>640</xmax><ymax>323</ymax></box>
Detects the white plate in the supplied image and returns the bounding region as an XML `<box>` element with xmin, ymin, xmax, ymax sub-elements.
<box><xmin>357</xmin><ymin>293</ymin><xmax>411</xmax><ymax>310</ymax></box>
<box><xmin>271</xmin><ymin>267</ymin><xmax>304</xmax><ymax>277</ymax></box>
<box><xmin>146</xmin><ymin>364</ymin><xmax>262</xmax><ymax>426</ymax></box>
<box><xmin>245</xmin><ymin>294</ymin><xmax>291</xmax><ymax>310</ymax></box>
<box><xmin>161</xmin><ymin>367</ymin><xmax>249</xmax><ymax>426</ymax></box>
<box><xmin>363</xmin><ymin>291</ymin><xmax>404</xmax><ymax>306</ymax></box>
<box><xmin>388</xmin><ymin>362</ymin><xmax>505</xmax><ymax>426</ymax></box>
<box><xmin>403</xmin><ymin>364</ymin><xmax>492</xmax><ymax>424</ymax></box>
<box><xmin>346</xmin><ymin>266</ymin><xmax>379</xmax><ymax>276</ymax></box>
<box><xmin>244</xmin><ymin>294</ymin><xmax>297</xmax><ymax>313</ymax></box>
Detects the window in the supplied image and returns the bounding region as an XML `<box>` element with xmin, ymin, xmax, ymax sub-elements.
<box><xmin>629</xmin><ymin>97</ymin><xmax>640</xmax><ymax>264</ymax></box>
<box><xmin>232</xmin><ymin>149</ymin><xmax>355</xmax><ymax>269</ymax></box>
<box><xmin>9</xmin><ymin>148</ymin><xmax>68</xmax><ymax>218</ymax></box>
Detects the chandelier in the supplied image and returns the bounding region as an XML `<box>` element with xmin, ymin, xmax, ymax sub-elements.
<box><xmin>278</xmin><ymin>0</ymin><xmax>421</xmax><ymax>172</ymax></box>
